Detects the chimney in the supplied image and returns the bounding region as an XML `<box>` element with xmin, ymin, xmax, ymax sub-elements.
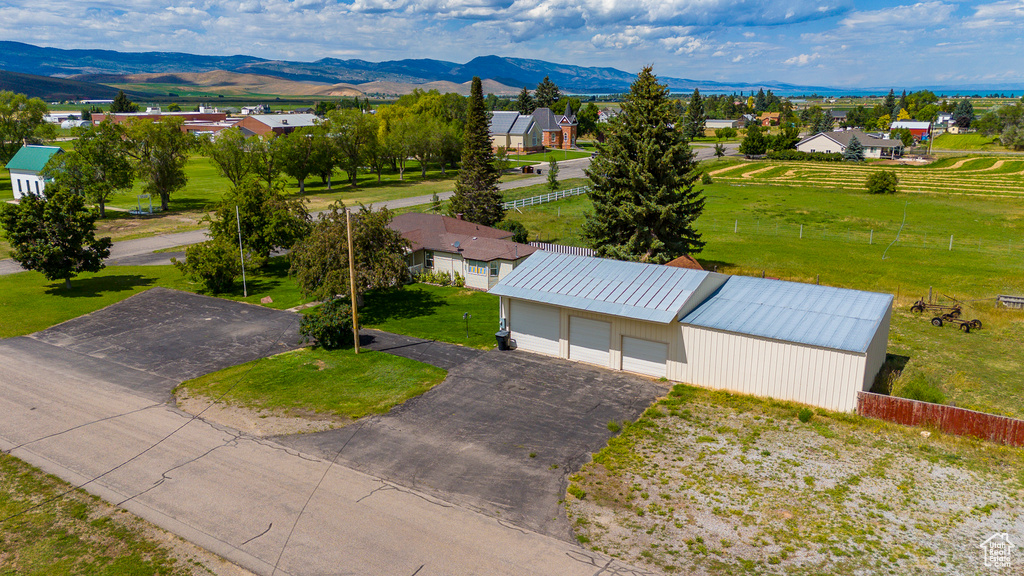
<box><xmin>456</xmin><ymin>213</ymin><xmax>464</xmax><ymax>220</ymax></box>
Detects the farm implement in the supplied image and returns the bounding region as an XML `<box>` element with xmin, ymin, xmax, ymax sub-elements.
<box><xmin>910</xmin><ymin>296</ymin><xmax>982</xmax><ymax>333</ymax></box>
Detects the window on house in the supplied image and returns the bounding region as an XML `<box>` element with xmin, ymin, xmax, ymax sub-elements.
<box><xmin>467</xmin><ymin>260</ymin><xmax>488</xmax><ymax>275</ymax></box>
<box><xmin>425</xmin><ymin>251</ymin><xmax>433</xmax><ymax>269</ymax></box>
<box><xmin>16</xmin><ymin>179</ymin><xmax>22</xmax><ymax>193</ymax></box>
<box><xmin>490</xmin><ymin>261</ymin><xmax>499</xmax><ymax>277</ymax></box>
<box><xmin>35</xmin><ymin>181</ymin><xmax>40</xmax><ymax>194</ymax></box>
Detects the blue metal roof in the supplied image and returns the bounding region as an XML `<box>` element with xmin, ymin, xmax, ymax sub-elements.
<box><xmin>681</xmin><ymin>276</ymin><xmax>892</xmax><ymax>354</ymax></box>
<box><xmin>489</xmin><ymin>251</ymin><xmax>713</xmax><ymax>324</ymax></box>
<box><xmin>489</xmin><ymin>111</ymin><xmax>519</xmax><ymax>135</ymax></box>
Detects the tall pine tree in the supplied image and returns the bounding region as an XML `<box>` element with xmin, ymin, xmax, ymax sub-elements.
<box><xmin>843</xmin><ymin>135</ymin><xmax>865</xmax><ymax>161</ymax></box>
<box><xmin>516</xmin><ymin>87</ymin><xmax>535</xmax><ymax>115</ymax></box>
<box><xmin>534</xmin><ymin>76</ymin><xmax>561</xmax><ymax>109</ymax></box>
<box><xmin>682</xmin><ymin>88</ymin><xmax>706</xmax><ymax>141</ymax></box>
<box><xmin>582</xmin><ymin>67</ymin><xmax>705</xmax><ymax>263</ymax></box>
<box><xmin>447</xmin><ymin>77</ymin><xmax>504</xmax><ymax>227</ymax></box>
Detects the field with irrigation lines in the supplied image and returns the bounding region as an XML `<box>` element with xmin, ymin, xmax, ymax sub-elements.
<box><xmin>709</xmin><ymin>156</ymin><xmax>1024</xmax><ymax>198</ymax></box>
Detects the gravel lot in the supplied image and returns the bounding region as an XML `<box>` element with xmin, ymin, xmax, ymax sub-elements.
<box><xmin>566</xmin><ymin>385</ymin><xmax>1024</xmax><ymax>575</ymax></box>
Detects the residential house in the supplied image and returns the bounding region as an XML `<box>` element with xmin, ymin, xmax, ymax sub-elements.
<box><xmin>489</xmin><ymin>111</ymin><xmax>543</xmax><ymax>154</ymax></box>
<box><xmin>796</xmin><ymin>129</ymin><xmax>904</xmax><ymax>159</ymax></box>
<box><xmin>890</xmin><ymin>120</ymin><xmax>931</xmax><ymax>141</ymax></box>
<box><xmin>829</xmin><ymin>110</ymin><xmax>848</xmax><ymax>124</ymax></box>
<box><xmin>705</xmin><ymin>119</ymin><xmax>743</xmax><ymax>131</ymax></box>
<box><xmin>389</xmin><ymin>213</ymin><xmax>537</xmax><ymax>291</ymax></box>
<box><xmin>235</xmin><ymin>114</ymin><xmax>319</xmax><ymax>137</ymax></box>
<box><xmin>5</xmin><ymin>145</ymin><xmax>63</xmax><ymax>199</ymax></box>
<box><xmin>759</xmin><ymin>112</ymin><xmax>781</xmax><ymax>127</ymax></box>
<box><xmin>597</xmin><ymin>108</ymin><xmax>620</xmax><ymax>123</ymax></box>
<box><xmin>490</xmin><ymin>251</ymin><xmax>892</xmax><ymax>413</ymax></box>
<box><xmin>533</xmin><ymin>104</ymin><xmax>578</xmax><ymax>149</ymax></box>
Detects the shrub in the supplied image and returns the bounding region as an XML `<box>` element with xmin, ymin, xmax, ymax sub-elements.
<box><xmin>607</xmin><ymin>421</ymin><xmax>622</xmax><ymax>433</ymax></box>
<box><xmin>766</xmin><ymin>149</ymin><xmax>844</xmax><ymax>162</ymax></box>
<box><xmin>567</xmin><ymin>484</ymin><xmax>586</xmax><ymax>500</ymax></box>
<box><xmin>496</xmin><ymin>219</ymin><xmax>529</xmax><ymax>243</ymax></box>
<box><xmin>892</xmin><ymin>373</ymin><xmax>946</xmax><ymax>404</ymax></box>
<box><xmin>798</xmin><ymin>408</ymin><xmax>814</xmax><ymax>423</ymax></box>
<box><xmin>701</xmin><ymin>172</ymin><xmax>713</xmax><ymax>184</ymax></box>
<box><xmin>299</xmin><ymin>298</ymin><xmax>354</xmax><ymax>350</ymax></box>
<box><xmin>172</xmin><ymin>240</ymin><xmax>240</xmax><ymax>294</ymax></box>
<box><xmin>866</xmin><ymin>170</ymin><xmax>899</xmax><ymax>194</ymax></box>
<box><xmin>452</xmin><ymin>272</ymin><xmax>465</xmax><ymax>288</ymax></box>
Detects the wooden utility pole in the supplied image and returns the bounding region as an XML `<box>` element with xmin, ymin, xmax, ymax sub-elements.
<box><xmin>346</xmin><ymin>209</ymin><xmax>360</xmax><ymax>354</ymax></box>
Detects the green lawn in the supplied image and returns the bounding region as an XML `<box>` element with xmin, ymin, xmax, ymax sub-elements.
<box><xmin>0</xmin><ymin>256</ymin><xmax>310</xmax><ymax>338</ymax></box>
<box><xmin>932</xmin><ymin>132</ymin><xmax>1006</xmax><ymax>151</ymax></box>
<box><xmin>0</xmin><ymin>452</ymin><xmax>210</xmax><ymax>575</ymax></box>
<box><xmin>518</xmin><ymin>149</ymin><xmax>592</xmax><ymax>163</ymax></box>
<box><xmin>361</xmin><ymin>283</ymin><xmax>499</xmax><ymax>349</ymax></box>
<box><xmin>175</xmin><ymin>347</ymin><xmax>446</xmax><ymax>420</ymax></box>
<box><xmin>511</xmin><ymin>180</ymin><xmax>1024</xmax><ymax>417</ymax></box>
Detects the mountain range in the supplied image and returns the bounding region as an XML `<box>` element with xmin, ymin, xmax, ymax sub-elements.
<box><xmin>0</xmin><ymin>41</ymin><xmax>827</xmax><ymax>95</ymax></box>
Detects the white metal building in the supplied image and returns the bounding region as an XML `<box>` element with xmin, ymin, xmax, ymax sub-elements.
<box><xmin>4</xmin><ymin>145</ymin><xmax>63</xmax><ymax>199</ymax></box>
<box><xmin>490</xmin><ymin>252</ymin><xmax>893</xmax><ymax>413</ymax></box>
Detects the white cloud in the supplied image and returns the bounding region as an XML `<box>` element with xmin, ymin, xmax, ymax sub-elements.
<box><xmin>783</xmin><ymin>53</ymin><xmax>820</xmax><ymax>66</ymax></box>
<box><xmin>840</xmin><ymin>1</ymin><xmax>954</xmax><ymax>28</ymax></box>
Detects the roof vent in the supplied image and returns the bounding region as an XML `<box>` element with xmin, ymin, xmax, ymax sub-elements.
<box><xmin>281</xmin><ymin>119</ymin><xmax>288</xmax><ymax>125</ymax></box>
<box><xmin>472</xmin><ymin>237</ymin><xmax>478</xmax><ymax>240</ymax></box>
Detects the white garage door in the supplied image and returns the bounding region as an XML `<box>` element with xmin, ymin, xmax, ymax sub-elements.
<box><xmin>510</xmin><ymin>300</ymin><xmax>560</xmax><ymax>356</ymax></box>
<box><xmin>569</xmin><ymin>317</ymin><xmax>611</xmax><ymax>367</ymax></box>
<box><xmin>622</xmin><ymin>336</ymin><xmax>668</xmax><ymax>378</ymax></box>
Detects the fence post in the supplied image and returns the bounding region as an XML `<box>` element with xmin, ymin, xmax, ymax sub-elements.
<box><xmin>949</xmin><ymin>235</ymin><xmax>953</xmax><ymax>251</ymax></box>
<box><xmin>800</xmin><ymin>224</ymin><xmax>803</xmax><ymax>239</ymax></box>
<box><xmin>870</xmin><ymin>229</ymin><xmax>873</xmax><ymax>245</ymax></box>
<box><xmin>734</xmin><ymin>220</ymin><xmax>738</xmax><ymax>233</ymax></box>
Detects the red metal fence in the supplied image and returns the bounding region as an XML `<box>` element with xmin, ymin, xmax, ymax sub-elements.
<box><xmin>857</xmin><ymin>392</ymin><xmax>1024</xmax><ymax>447</ymax></box>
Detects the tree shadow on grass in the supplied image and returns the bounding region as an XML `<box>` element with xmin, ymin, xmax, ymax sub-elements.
<box><xmin>44</xmin><ymin>275</ymin><xmax>158</xmax><ymax>298</ymax></box>
<box><xmin>695</xmin><ymin>259</ymin><xmax>736</xmax><ymax>274</ymax></box>
<box><xmin>360</xmin><ymin>287</ymin><xmax>445</xmax><ymax>325</ymax></box>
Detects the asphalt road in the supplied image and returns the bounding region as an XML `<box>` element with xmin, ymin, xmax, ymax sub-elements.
<box><xmin>0</xmin><ymin>291</ymin><xmax>657</xmax><ymax>576</ymax></box>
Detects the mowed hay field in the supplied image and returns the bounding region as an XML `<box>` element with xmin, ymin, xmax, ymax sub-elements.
<box><xmin>709</xmin><ymin>156</ymin><xmax>1024</xmax><ymax>197</ymax></box>
<box><xmin>512</xmin><ymin>157</ymin><xmax>1024</xmax><ymax>418</ymax></box>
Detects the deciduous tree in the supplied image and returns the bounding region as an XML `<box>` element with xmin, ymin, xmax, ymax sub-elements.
<box><xmin>866</xmin><ymin>170</ymin><xmax>898</xmax><ymax>194</ymax></box>
<box><xmin>206</xmin><ymin>178</ymin><xmax>310</xmax><ymax>265</ymax></box>
<box><xmin>289</xmin><ymin>203</ymin><xmax>410</xmax><ymax>302</ymax></box>
<box><xmin>124</xmin><ymin>117</ymin><xmax>197</xmax><ymax>211</ymax></box>
<box><xmin>41</xmin><ymin>121</ymin><xmax>133</xmax><ymax>218</ymax></box>
<box><xmin>205</xmin><ymin>127</ymin><xmax>253</xmax><ymax>187</ymax></box>
<box><xmin>0</xmin><ymin>188</ymin><xmax>112</xmax><ymax>289</ymax></box>
<box><xmin>738</xmin><ymin>123</ymin><xmax>768</xmax><ymax>156</ymax></box>
<box><xmin>582</xmin><ymin>66</ymin><xmax>705</xmax><ymax>263</ymax></box>
<box><xmin>0</xmin><ymin>91</ymin><xmax>53</xmax><ymax>163</ymax></box>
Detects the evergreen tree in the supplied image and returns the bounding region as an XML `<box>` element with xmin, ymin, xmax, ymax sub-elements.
<box><xmin>682</xmin><ymin>88</ymin><xmax>706</xmax><ymax>141</ymax></box>
<box><xmin>582</xmin><ymin>66</ymin><xmax>705</xmax><ymax>263</ymax></box>
<box><xmin>109</xmin><ymin>90</ymin><xmax>139</xmax><ymax>113</ymax></box>
<box><xmin>534</xmin><ymin>76</ymin><xmax>561</xmax><ymax>109</ymax></box>
<box><xmin>0</xmin><ymin>188</ymin><xmax>112</xmax><ymax>289</ymax></box>
<box><xmin>516</xmin><ymin>87</ymin><xmax>535</xmax><ymax>115</ymax></box>
<box><xmin>844</xmin><ymin>135</ymin><xmax>865</xmax><ymax>161</ymax></box>
<box><xmin>755</xmin><ymin>88</ymin><xmax>767</xmax><ymax>112</ymax></box>
<box><xmin>894</xmin><ymin>90</ymin><xmax>908</xmax><ymax>117</ymax></box>
<box><xmin>447</xmin><ymin>77</ymin><xmax>504</xmax><ymax>226</ymax></box>
<box><xmin>547</xmin><ymin>158</ymin><xmax>559</xmax><ymax>191</ymax></box>
<box><xmin>953</xmin><ymin>98</ymin><xmax>975</xmax><ymax>128</ymax></box>
<box><xmin>738</xmin><ymin>123</ymin><xmax>768</xmax><ymax>156</ymax></box>
<box><xmin>883</xmin><ymin>89</ymin><xmax>896</xmax><ymax>114</ymax></box>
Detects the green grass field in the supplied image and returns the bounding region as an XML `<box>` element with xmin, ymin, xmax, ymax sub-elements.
<box><xmin>932</xmin><ymin>132</ymin><xmax>1006</xmax><ymax>151</ymax></box>
<box><xmin>0</xmin><ymin>452</ymin><xmax>215</xmax><ymax>575</ymax></box>
<box><xmin>176</xmin><ymin>347</ymin><xmax>446</xmax><ymax>420</ymax></box>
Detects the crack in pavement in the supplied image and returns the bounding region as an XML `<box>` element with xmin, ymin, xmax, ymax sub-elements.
<box><xmin>356</xmin><ymin>479</ymin><xmax>454</xmax><ymax>509</ymax></box>
<box><xmin>2</xmin><ymin>403</ymin><xmax>164</xmax><ymax>454</ymax></box>
<box><xmin>566</xmin><ymin>549</ymin><xmax>660</xmax><ymax>576</ymax></box>
<box><xmin>241</xmin><ymin>522</ymin><xmax>273</xmax><ymax>546</ymax></box>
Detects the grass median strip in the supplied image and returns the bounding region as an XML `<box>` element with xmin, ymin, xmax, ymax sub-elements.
<box><xmin>361</xmin><ymin>283</ymin><xmax>500</xmax><ymax>350</ymax></box>
<box><xmin>175</xmin><ymin>347</ymin><xmax>446</xmax><ymax>421</ymax></box>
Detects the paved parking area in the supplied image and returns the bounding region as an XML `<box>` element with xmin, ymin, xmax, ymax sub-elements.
<box><xmin>277</xmin><ymin>347</ymin><xmax>667</xmax><ymax>540</ymax></box>
<box><xmin>16</xmin><ymin>287</ymin><xmax>301</xmax><ymax>400</ymax></box>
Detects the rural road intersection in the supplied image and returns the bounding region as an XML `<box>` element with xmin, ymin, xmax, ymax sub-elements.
<box><xmin>0</xmin><ymin>289</ymin><xmax>662</xmax><ymax>575</ymax></box>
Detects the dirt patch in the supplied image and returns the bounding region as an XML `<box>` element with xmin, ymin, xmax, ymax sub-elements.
<box><xmin>175</xmin><ymin>390</ymin><xmax>346</xmax><ymax>437</ymax></box>
<box><xmin>567</xmin><ymin>388</ymin><xmax>1024</xmax><ymax>574</ymax></box>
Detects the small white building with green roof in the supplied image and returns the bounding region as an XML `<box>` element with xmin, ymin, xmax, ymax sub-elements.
<box><xmin>5</xmin><ymin>145</ymin><xmax>63</xmax><ymax>199</ymax></box>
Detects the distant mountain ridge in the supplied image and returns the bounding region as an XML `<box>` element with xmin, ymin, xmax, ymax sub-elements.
<box><xmin>0</xmin><ymin>41</ymin><xmax>829</xmax><ymax>94</ymax></box>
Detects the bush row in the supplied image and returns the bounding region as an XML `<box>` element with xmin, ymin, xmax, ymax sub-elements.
<box><xmin>416</xmin><ymin>270</ymin><xmax>466</xmax><ymax>288</ymax></box>
<box><xmin>766</xmin><ymin>150</ymin><xmax>844</xmax><ymax>162</ymax></box>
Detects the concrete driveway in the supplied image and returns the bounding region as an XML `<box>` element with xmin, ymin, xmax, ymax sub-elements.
<box><xmin>281</xmin><ymin>332</ymin><xmax>667</xmax><ymax>540</ymax></box>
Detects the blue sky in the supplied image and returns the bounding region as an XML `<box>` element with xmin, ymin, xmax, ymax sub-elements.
<box><xmin>1</xmin><ymin>0</ymin><xmax>1020</xmax><ymax>87</ymax></box>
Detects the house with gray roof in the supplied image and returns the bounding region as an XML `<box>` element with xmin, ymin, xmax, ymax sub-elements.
<box><xmin>489</xmin><ymin>111</ymin><xmax>542</xmax><ymax>154</ymax></box>
<box><xmin>490</xmin><ymin>251</ymin><xmax>892</xmax><ymax>412</ymax></box>
<box><xmin>236</xmin><ymin>113</ymin><xmax>319</xmax><ymax>137</ymax></box>
<box><xmin>796</xmin><ymin>129</ymin><xmax>904</xmax><ymax>159</ymax></box>
<box><xmin>5</xmin><ymin>145</ymin><xmax>63</xmax><ymax>199</ymax></box>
